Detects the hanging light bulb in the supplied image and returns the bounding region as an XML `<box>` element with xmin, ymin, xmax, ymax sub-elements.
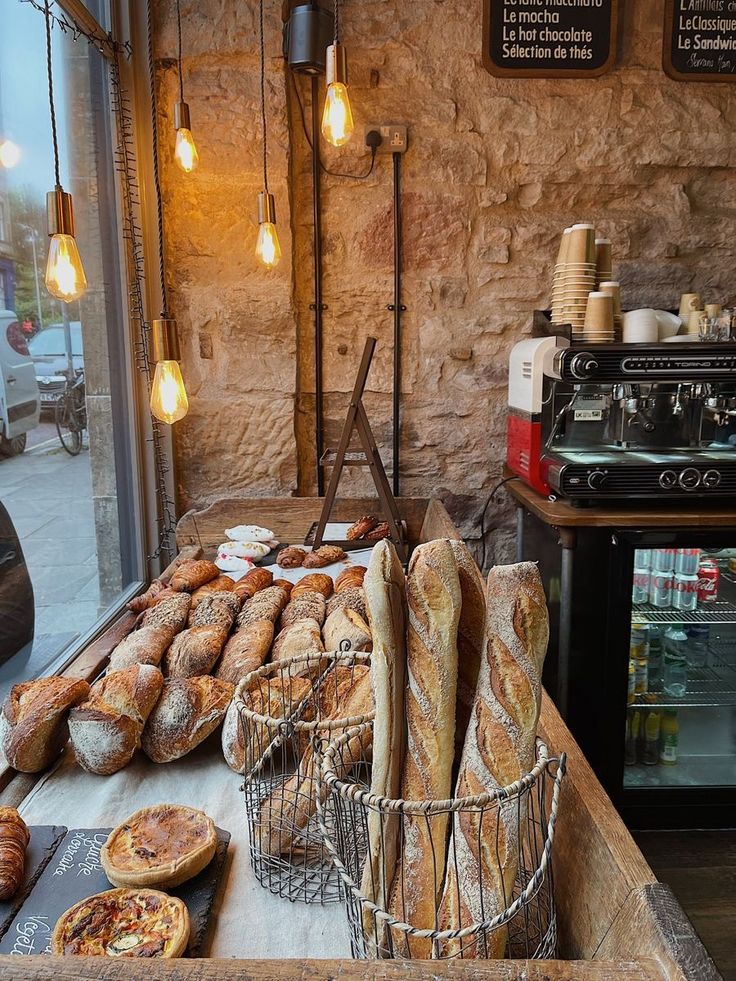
<box><xmin>174</xmin><ymin>102</ymin><xmax>199</xmax><ymax>173</ymax></box>
<box><xmin>0</xmin><ymin>139</ymin><xmax>21</xmax><ymax>169</ymax></box>
<box><xmin>45</xmin><ymin>187</ymin><xmax>87</xmax><ymax>303</ymax></box>
<box><xmin>255</xmin><ymin>191</ymin><xmax>282</xmax><ymax>269</ymax></box>
<box><xmin>150</xmin><ymin>318</ymin><xmax>189</xmax><ymax>424</ymax></box>
<box><xmin>322</xmin><ymin>43</ymin><xmax>354</xmax><ymax>147</ymax></box>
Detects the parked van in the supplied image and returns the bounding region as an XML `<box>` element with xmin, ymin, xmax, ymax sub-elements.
<box><xmin>0</xmin><ymin>311</ymin><xmax>40</xmax><ymax>456</ymax></box>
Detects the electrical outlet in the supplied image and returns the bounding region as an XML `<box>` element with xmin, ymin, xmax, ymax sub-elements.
<box><xmin>364</xmin><ymin>123</ymin><xmax>408</xmax><ymax>153</ymax></box>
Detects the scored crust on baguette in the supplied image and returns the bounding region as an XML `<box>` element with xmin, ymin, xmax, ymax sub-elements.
<box><xmin>438</xmin><ymin>561</ymin><xmax>549</xmax><ymax>959</ymax></box>
<box><xmin>142</xmin><ymin>677</ymin><xmax>234</xmax><ymax>764</ymax></box>
<box><xmin>101</xmin><ymin>804</ymin><xmax>217</xmax><ymax>889</ymax></box>
<box><xmin>448</xmin><ymin>539</ymin><xmax>487</xmax><ymax>751</ymax></box>
<box><xmin>0</xmin><ymin>677</ymin><xmax>91</xmax><ymax>773</ymax></box>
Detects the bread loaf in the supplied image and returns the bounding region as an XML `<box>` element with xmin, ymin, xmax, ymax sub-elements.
<box><xmin>89</xmin><ymin>664</ymin><xmax>164</xmax><ymax>728</ymax></box>
<box><xmin>359</xmin><ymin>541</ymin><xmax>407</xmax><ymax>946</ymax></box>
<box><xmin>108</xmin><ymin>625</ymin><xmax>174</xmax><ymax>672</ymax></box>
<box><xmin>323</xmin><ymin>607</ymin><xmax>372</xmax><ymax>653</ymax></box>
<box><xmin>142</xmin><ymin>677</ymin><xmax>233</xmax><ymax>763</ymax></box>
<box><xmin>188</xmin><ymin>591</ymin><xmax>240</xmax><ymax>631</ymax></box>
<box><xmin>438</xmin><ymin>562</ymin><xmax>549</xmax><ymax>958</ymax></box>
<box><xmin>278</xmin><ymin>591</ymin><xmax>326</xmax><ymax>629</ymax></box>
<box><xmin>448</xmin><ymin>539</ymin><xmax>487</xmax><ymax>749</ymax></box>
<box><xmin>0</xmin><ymin>807</ymin><xmax>29</xmax><ymax>900</ymax></box>
<box><xmin>387</xmin><ymin>540</ymin><xmax>461</xmax><ymax>957</ymax></box>
<box><xmin>215</xmin><ymin>620</ymin><xmax>274</xmax><ymax>685</ymax></box>
<box><xmin>236</xmin><ymin>586</ymin><xmax>289</xmax><ymax>628</ymax></box>
<box><xmin>141</xmin><ymin>592</ymin><xmax>191</xmax><ymax>634</ymax></box>
<box><xmin>163</xmin><ymin>625</ymin><xmax>229</xmax><ymax>679</ymax></box>
<box><xmin>326</xmin><ymin>586</ymin><xmax>366</xmax><ymax>620</ymax></box>
<box><xmin>0</xmin><ymin>677</ymin><xmax>90</xmax><ymax>773</ymax></box>
<box><xmin>271</xmin><ymin>618</ymin><xmax>324</xmax><ymax>664</ymax></box>
<box><xmin>169</xmin><ymin>559</ymin><xmax>219</xmax><ymax>592</ymax></box>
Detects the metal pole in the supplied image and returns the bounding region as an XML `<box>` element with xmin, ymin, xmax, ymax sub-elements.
<box><xmin>558</xmin><ymin>544</ymin><xmax>574</xmax><ymax>720</ymax></box>
<box><xmin>29</xmin><ymin>232</ymin><xmax>44</xmax><ymax>329</ymax></box>
<box><xmin>391</xmin><ymin>151</ymin><xmax>403</xmax><ymax>498</ymax></box>
<box><xmin>311</xmin><ymin>75</ymin><xmax>325</xmax><ymax>496</ymax></box>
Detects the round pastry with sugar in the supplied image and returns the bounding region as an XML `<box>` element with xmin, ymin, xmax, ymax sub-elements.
<box><xmin>215</xmin><ymin>553</ymin><xmax>255</xmax><ymax>573</ymax></box>
<box><xmin>225</xmin><ymin>525</ymin><xmax>276</xmax><ymax>544</ymax></box>
<box><xmin>218</xmin><ymin>541</ymin><xmax>271</xmax><ymax>560</ymax></box>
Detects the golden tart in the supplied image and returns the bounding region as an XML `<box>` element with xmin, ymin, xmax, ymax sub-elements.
<box><xmin>51</xmin><ymin>887</ymin><xmax>189</xmax><ymax>957</ymax></box>
<box><xmin>101</xmin><ymin>803</ymin><xmax>217</xmax><ymax>889</ymax></box>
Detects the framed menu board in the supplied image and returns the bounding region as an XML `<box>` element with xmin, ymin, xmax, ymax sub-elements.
<box><xmin>483</xmin><ymin>0</ymin><xmax>619</xmax><ymax>78</ymax></box>
<box><xmin>664</xmin><ymin>0</ymin><xmax>736</xmax><ymax>82</ymax></box>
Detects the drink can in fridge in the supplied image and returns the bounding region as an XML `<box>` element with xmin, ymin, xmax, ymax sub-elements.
<box><xmin>697</xmin><ymin>560</ymin><xmax>720</xmax><ymax>603</ymax></box>
<box><xmin>649</xmin><ymin>571</ymin><xmax>673</xmax><ymax>608</ymax></box>
<box><xmin>675</xmin><ymin>548</ymin><xmax>700</xmax><ymax>576</ymax></box>
<box><xmin>635</xmin><ymin>548</ymin><xmax>652</xmax><ymax>570</ymax></box>
<box><xmin>632</xmin><ymin>568</ymin><xmax>650</xmax><ymax>605</ymax></box>
<box><xmin>672</xmin><ymin>573</ymin><xmax>698</xmax><ymax>612</ymax></box>
<box><xmin>635</xmin><ymin>657</ymin><xmax>648</xmax><ymax>694</ymax></box>
<box><xmin>652</xmin><ymin>548</ymin><xmax>676</xmax><ymax>573</ymax></box>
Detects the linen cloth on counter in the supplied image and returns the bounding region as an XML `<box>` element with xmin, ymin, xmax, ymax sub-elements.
<box><xmin>17</xmin><ymin>736</ymin><xmax>352</xmax><ymax>958</ymax></box>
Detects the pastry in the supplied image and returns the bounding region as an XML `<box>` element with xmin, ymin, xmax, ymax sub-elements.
<box><xmin>387</xmin><ymin>540</ymin><xmax>461</xmax><ymax>957</ymax></box>
<box><xmin>142</xmin><ymin>677</ymin><xmax>233</xmax><ymax>764</ymax></box>
<box><xmin>291</xmin><ymin>573</ymin><xmax>333</xmax><ymax>600</ymax></box>
<box><xmin>439</xmin><ymin>562</ymin><xmax>549</xmax><ymax>959</ymax></box>
<box><xmin>215</xmin><ymin>554</ymin><xmax>254</xmax><ymax>574</ymax></box>
<box><xmin>279</xmin><ymin>591</ymin><xmax>326</xmax><ymax>629</ymax></box>
<box><xmin>190</xmin><ymin>575</ymin><xmax>236</xmax><ymax>608</ymax></box>
<box><xmin>303</xmin><ymin>545</ymin><xmax>347</xmax><ymax>568</ymax></box>
<box><xmin>277</xmin><ymin>545</ymin><xmax>306</xmax><ymax>569</ymax></box>
<box><xmin>108</xmin><ymin>625</ymin><xmax>174</xmax><ymax>672</ymax></box>
<box><xmin>163</xmin><ymin>625</ymin><xmax>229</xmax><ymax>679</ymax></box>
<box><xmin>448</xmin><ymin>539</ymin><xmax>487</xmax><ymax>749</ymax></box>
<box><xmin>326</xmin><ymin>586</ymin><xmax>366</xmax><ymax>620</ymax></box>
<box><xmin>51</xmin><ymin>888</ymin><xmax>190</xmax><ymax>957</ymax></box>
<box><xmin>0</xmin><ymin>807</ymin><xmax>29</xmax><ymax>901</ymax></box>
<box><xmin>188</xmin><ymin>590</ymin><xmax>240</xmax><ymax>631</ymax></box>
<box><xmin>233</xmin><ymin>568</ymin><xmax>273</xmax><ymax>601</ymax></box>
<box><xmin>271</xmin><ymin>618</ymin><xmax>325</xmax><ymax>665</ymax></box>
<box><xmin>101</xmin><ymin>804</ymin><xmax>217</xmax><ymax>889</ymax></box>
<box><xmin>0</xmin><ymin>676</ymin><xmax>90</xmax><ymax>773</ymax></box>
<box><xmin>141</xmin><ymin>592</ymin><xmax>191</xmax><ymax>634</ymax></box>
<box><xmin>217</xmin><ymin>541</ymin><xmax>271</xmax><ymax>562</ymax></box>
<box><xmin>225</xmin><ymin>524</ymin><xmax>276</xmax><ymax>544</ymax></box>
<box><xmin>365</xmin><ymin>521</ymin><xmax>390</xmax><ymax>541</ymax></box>
<box><xmin>236</xmin><ymin>585</ymin><xmax>289</xmax><ymax>628</ymax></box>
<box><xmin>323</xmin><ymin>607</ymin><xmax>372</xmax><ymax>652</ymax></box>
<box><xmin>346</xmin><ymin>515</ymin><xmax>379</xmax><ymax>540</ymax></box>
<box><xmin>273</xmin><ymin>578</ymin><xmax>293</xmax><ymax>597</ymax></box>
<box><xmin>127</xmin><ymin>580</ymin><xmax>165</xmax><ymax>613</ymax></box>
<box><xmin>335</xmin><ymin>565</ymin><xmax>367</xmax><ymax>593</ymax></box>
<box><xmin>169</xmin><ymin>559</ymin><xmax>219</xmax><ymax>593</ymax></box>
<box><xmin>215</xmin><ymin>620</ymin><xmax>274</xmax><ymax>685</ymax></box>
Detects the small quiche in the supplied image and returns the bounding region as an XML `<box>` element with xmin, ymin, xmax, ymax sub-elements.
<box><xmin>51</xmin><ymin>888</ymin><xmax>189</xmax><ymax>958</ymax></box>
<box><xmin>101</xmin><ymin>803</ymin><xmax>217</xmax><ymax>889</ymax></box>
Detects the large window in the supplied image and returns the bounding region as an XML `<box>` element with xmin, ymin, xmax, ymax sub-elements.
<box><xmin>0</xmin><ymin>0</ymin><xmax>144</xmax><ymax>692</ymax></box>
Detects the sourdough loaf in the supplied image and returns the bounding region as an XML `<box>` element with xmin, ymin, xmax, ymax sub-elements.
<box><xmin>0</xmin><ymin>677</ymin><xmax>90</xmax><ymax>773</ymax></box>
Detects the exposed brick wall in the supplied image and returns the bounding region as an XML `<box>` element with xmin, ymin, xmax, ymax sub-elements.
<box><xmin>154</xmin><ymin>0</ymin><xmax>736</xmax><ymax>563</ymax></box>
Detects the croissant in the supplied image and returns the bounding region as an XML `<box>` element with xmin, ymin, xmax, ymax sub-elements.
<box><xmin>0</xmin><ymin>807</ymin><xmax>30</xmax><ymax>900</ymax></box>
<box><xmin>169</xmin><ymin>559</ymin><xmax>220</xmax><ymax>592</ymax></box>
<box><xmin>233</xmin><ymin>568</ymin><xmax>273</xmax><ymax>601</ymax></box>
<box><xmin>126</xmin><ymin>579</ymin><xmax>165</xmax><ymax>613</ymax></box>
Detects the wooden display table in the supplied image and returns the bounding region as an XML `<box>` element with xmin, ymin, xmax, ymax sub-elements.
<box><xmin>0</xmin><ymin>497</ymin><xmax>717</xmax><ymax>980</ymax></box>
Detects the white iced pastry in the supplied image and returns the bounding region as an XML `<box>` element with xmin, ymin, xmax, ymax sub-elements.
<box><xmin>218</xmin><ymin>540</ymin><xmax>271</xmax><ymax>560</ymax></box>
<box><xmin>225</xmin><ymin>525</ymin><xmax>277</xmax><ymax>544</ymax></box>
<box><xmin>215</xmin><ymin>553</ymin><xmax>255</xmax><ymax>572</ymax></box>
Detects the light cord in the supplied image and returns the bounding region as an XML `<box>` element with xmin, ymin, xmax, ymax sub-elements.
<box><xmin>176</xmin><ymin>0</ymin><xmax>184</xmax><ymax>103</ymax></box>
<box><xmin>43</xmin><ymin>0</ymin><xmax>61</xmax><ymax>188</ymax></box>
<box><xmin>334</xmin><ymin>0</ymin><xmax>339</xmax><ymax>44</ymax></box>
<box><xmin>259</xmin><ymin>0</ymin><xmax>268</xmax><ymax>192</ymax></box>
<box><xmin>146</xmin><ymin>0</ymin><xmax>169</xmax><ymax>317</ymax></box>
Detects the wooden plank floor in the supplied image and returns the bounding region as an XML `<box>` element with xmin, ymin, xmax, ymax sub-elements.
<box><xmin>634</xmin><ymin>831</ymin><xmax>736</xmax><ymax>981</ymax></box>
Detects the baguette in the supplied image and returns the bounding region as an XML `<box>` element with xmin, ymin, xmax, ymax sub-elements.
<box><xmin>448</xmin><ymin>539</ymin><xmax>487</xmax><ymax>750</ymax></box>
<box><xmin>387</xmin><ymin>540</ymin><xmax>461</xmax><ymax>958</ymax></box>
<box><xmin>0</xmin><ymin>807</ymin><xmax>30</xmax><ymax>900</ymax></box>
<box><xmin>0</xmin><ymin>677</ymin><xmax>90</xmax><ymax>773</ymax></box>
<box><xmin>438</xmin><ymin>562</ymin><xmax>549</xmax><ymax>958</ymax></box>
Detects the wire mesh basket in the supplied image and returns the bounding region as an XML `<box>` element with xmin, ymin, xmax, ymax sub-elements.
<box><xmin>236</xmin><ymin>647</ymin><xmax>374</xmax><ymax>904</ymax></box>
<box><xmin>317</xmin><ymin>721</ymin><xmax>566</xmax><ymax>959</ymax></box>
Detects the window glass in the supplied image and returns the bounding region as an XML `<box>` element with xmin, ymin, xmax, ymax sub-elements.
<box><xmin>0</xmin><ymin>1</ymin><xmax>140</xmax><ymax>695</ymax></box>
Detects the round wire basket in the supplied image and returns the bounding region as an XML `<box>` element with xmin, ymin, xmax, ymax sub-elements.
<box><xmin>235</xmin><ymin>647</ymin><xmax>374</xmax><ymax>904</ymax></box>
<box><xmin>317</xmin><ymin>721</ymin><xmax>566</xmax><ymax>959</ymax></box>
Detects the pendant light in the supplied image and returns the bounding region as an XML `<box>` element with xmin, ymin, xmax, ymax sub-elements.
<box><xmin>146</xmin><ymin>0</ymin><xmax>189</xmax><ymax>424</ymax></box>
<box><xmin>42</xmin><ymin>0</ymin><xmax>87</xmax><ymax>303</ymax></box>
<box><xmin>255</xmin><ymin>0</ymin><xmax>281</xmax><ymax>269</ymax></box>
<box><xmin>0</xmin><ymin>139</ymin><xmax>20</xmax><ymax>169</ymax></box>
<box><xmin>321</xmin><ymin>0</ymin><xmax>354</xmax><ymax>147</ymax></box>
<box><xmin>174</xmin><ymin>0</ymin><xmax>198</xmax><ymax>173</ymax></box>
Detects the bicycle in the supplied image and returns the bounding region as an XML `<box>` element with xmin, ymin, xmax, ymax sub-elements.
<box><xmin>54</xmin><ymin>368</ymin><xmax>87</xmax><ymax>456</ymax></box>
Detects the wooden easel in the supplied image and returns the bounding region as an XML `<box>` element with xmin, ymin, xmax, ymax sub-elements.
<box><xmin>312</xmin><ymin>337</ymin><xmax>407</xmax><ymax>562</ymax></box>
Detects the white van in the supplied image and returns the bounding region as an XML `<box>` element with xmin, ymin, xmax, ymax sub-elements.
<box><xmin>0</xmin><ymin>310</ymin><xmax>40</xmax><ymax>456</ymax></box>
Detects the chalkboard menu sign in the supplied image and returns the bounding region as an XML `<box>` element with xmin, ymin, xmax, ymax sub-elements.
<box><xmin>664</xmin><ymin>0</ymin><xmax>736</xmax><ymax>81</ymax></box>
<box><xmin>483</xmin><ymin>0</ymin><xmax>619</xmax><ymax>78</ymax></box>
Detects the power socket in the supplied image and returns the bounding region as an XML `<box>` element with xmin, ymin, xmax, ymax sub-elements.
<box><xmin>364</xmin><ymin>124</ymin><xmax>408</xmax><ymax>153</ymax></box>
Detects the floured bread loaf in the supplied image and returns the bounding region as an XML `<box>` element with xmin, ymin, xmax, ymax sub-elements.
<box><xmin>142</xmin><ymin>677</ymin><xmax>233</xmax><ymax>764</ymax></box>
<box><xmin>108</xmin><ymin>625</ymin><xmax>174</xmax><ymax>672</ymax></box>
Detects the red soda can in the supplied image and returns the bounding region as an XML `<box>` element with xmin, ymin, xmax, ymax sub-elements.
<box><xmin>698</xmin><ymin>560</ymin><xmax>720</xmax><ymax>603</ymax></box>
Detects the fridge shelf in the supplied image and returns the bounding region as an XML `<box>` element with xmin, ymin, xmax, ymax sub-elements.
<box><xmin>625</xmin><ymin>755</ymin><xmax>736</xmax><ymax>789</ymax></box>
<box><xmin>633</xmin><ymin>600</ymin><xmax>736</xmax><ymax>624</ymax></box>
<box><xmin>637</xmin><ymin>659</ymin><xmax>736</xmax><ymax>709</ymax></box>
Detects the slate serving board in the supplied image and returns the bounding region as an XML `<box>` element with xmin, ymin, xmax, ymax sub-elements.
<box><xmin>0</xmin><ymin>826</ymin><xmax>66</xmax><ymax>941</ymax></box>
<box><xmin>0</xmin><ymin>826</ymin><xmax>230</xmax><ymax>957</ymax></box>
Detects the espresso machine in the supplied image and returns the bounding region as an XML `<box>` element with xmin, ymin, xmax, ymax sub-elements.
<box><xmin>507</xmin><ymin>336</ymin><xmax>736</xmax><ymax>503</ymax></box>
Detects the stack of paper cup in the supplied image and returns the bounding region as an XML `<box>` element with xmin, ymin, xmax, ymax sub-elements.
<box><xmin>678</xmin><ymin>293</ymin><xmax>701</xmax><ymax>323</ymax></box>
<box><xmin>684</xmin><ymin>309</ymin><xmax>705</xmax><ymax>336</ymax></box>
<box><xmin>599</xmin><ymin>282</ymin><xmax>622</xmax><ymax>340</ymax></box>
<box><xmin>550</xmin><ymin>228</ymin><xmax>572</xmax><ymax>324</ymax></box>
<box><xmin>595</xmin><ymin>239</ymin><xmax>612</xmax><ymax>287</ymax></box>
<box><xmin>582</xmin><ymin>292</ymin><xmax>615</xmax><ymax>343</ymax></box>
<box><xmin>554</xmin><ymin>224</ymin><xmax>597</xmax><ymax>332</ymax></box>
<box><xmin>622</xmin><ymin>309</ymin><xmax>659</xmax><ymax>344</ymax></box>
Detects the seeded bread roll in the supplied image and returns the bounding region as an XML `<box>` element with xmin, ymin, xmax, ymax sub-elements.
<box><xmin>0</xmin><ymin>677</ymin><xmax>91</xmax><ymax>773</ymax></box>
<box><xmin>108</xmin><ymin>625</ymin><xmax>175</xmax><ymax>672</ymax></box>
<box><xmin>215</xmin><ymin>621</ymin><xmax>274</xmax><ymax>685</ymax></box>
<box><xmin>141</xmin><ymin>593</ymin><xmax>191</xmax><ymax>634</ymax></box>
<box><xmin>326</xmin><ymin>586</ymin><xmax>366</xmax><ymax>620</ymax></box>
<box><xmin>279</xmin><ymin>591</ymin><xmax>326</xmax><ymax>630</ymax></box>
<box><xmin>188</xmin><ymin>591</ymin><xmax>240</xmax><ymax>631</ymax></box>
<box><xmin>142</xmin><ymin>677</ymin><xmax>233</xmax><ymax>764</ymax></box>
<box><xmin>236</xmin><ymin>586</ymin><xmax>289</xmax><ymax>629</ymax></box>
<box><xmin>190</xmin><ymin>575</ymin><xmax>236</xmax><ymax>608</ymax></box>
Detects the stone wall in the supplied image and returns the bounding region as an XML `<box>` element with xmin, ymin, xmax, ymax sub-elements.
<box><xmin>154</xmin><ymin>0</ymin><xmax>736</xmax><ymax>564</ymax></box>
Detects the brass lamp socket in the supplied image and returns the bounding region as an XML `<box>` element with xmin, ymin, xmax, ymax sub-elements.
<box><xmin>46</xmin><ymin>187</ymin><xmax>75</xmax><ymax>238</ymax></box>
<box><xmin>151</xmin><ymin>318</ymin><xmax>181</xmax><ymax>363</ymax></box>
<box><xmin>257</xmin><ymin>191</ymin><xmax>276</xmax><ymax>225</ymax></box>
<box><xmin>174</xmin><ymin>101</ymin><xmax>191</xmax><ymax>131</ymax></box>
<box><xmin>325</xmin><ymin>42</ymin><xmax>348</xmax><ymax>86</ymax></box>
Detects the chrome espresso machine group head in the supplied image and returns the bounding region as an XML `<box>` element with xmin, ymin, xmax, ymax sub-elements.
<box><xmin>507</xmin><ymin>336</ymin><xmax>736</xmax><ymax>503</ymax></box>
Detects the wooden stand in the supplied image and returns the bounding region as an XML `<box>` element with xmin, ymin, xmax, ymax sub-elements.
<box><xmin>312</xmin><ymin>338</ymin><xmax>407</xmax><ymax>562</ymax></box>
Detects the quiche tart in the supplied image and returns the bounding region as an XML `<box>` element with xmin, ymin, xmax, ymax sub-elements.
<box><xmin>101</xmin><ymin>804</ymin><xmax>217</xmax><ymax>889</ymax></box>
<box><xmin>51</xmin><ymin>888</ymin><xmax>189</xmax><ymax>958</ymax></box>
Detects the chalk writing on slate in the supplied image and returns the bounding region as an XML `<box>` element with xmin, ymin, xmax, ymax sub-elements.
<box><xmin>0</xmin><ymin>826</ymin><xmax>230</xmax><ymax>957</ymax></box>
<box><xmin>664</xmin><ymin>0</ymin><xmax>736</xmax><ymax>81</ymax></box>
<box><xmin>483</xmin><ymin>0</ymin><xmax>619</xmax><ymax>77</ymax></box>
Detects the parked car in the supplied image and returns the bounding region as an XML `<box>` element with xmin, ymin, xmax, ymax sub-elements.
<box><xmin>0</xmin><ymin>310</ymin><xmax>41</xmax><ymax>457</ymax></box>
<box><xmin>29</xmin><ymin>321</ymin><xmax>84</xmax><ymax>413</ymax></box>
<box><xmin>0</xmin><ymin>499</ymin><xmax>34</xmax><ymax>661</ymax></box>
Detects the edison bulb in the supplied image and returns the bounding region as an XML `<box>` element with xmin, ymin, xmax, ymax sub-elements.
<box><xmin>150</xmin><ymin>360</ymin><xmax>189</xmax><ymax>424</ymax></box>
<box><xmin>0</xmin><ymin>139</ymin><xmax>20</xmax><ymax>169</ymax></box>
<box><xmin>175</xmin><ymin>128</ymin><xmax>199</xmax><ymax>173</ymax></box>
<box><xmin>255</xmin><ymin>221</ymin><xmax>282</xmax><ymax>269</ymax></box>
<box><xmin>45</xmin><ymin>233</ymin><xmax>88</xmax><ymax>303</ymax></box>
<box><xmin>321</xmin><ymin>82</ymin><xmax>354</xmax><ymax>147</ymax></box>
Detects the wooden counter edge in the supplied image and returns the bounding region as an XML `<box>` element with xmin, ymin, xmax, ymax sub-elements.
<box><xmin>0</xmin><ymin>955</ymin><xmax>669</xmax><ymax>980</ymax></box>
